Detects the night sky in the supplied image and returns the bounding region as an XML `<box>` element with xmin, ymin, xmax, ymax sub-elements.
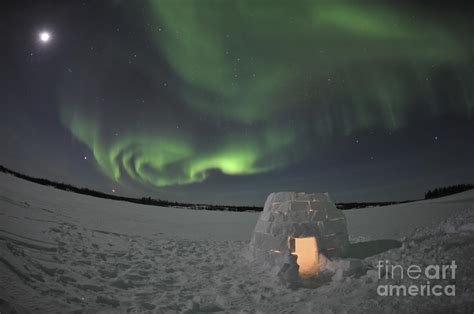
<box><xmin>1</xmin><ymin>0</ymin><xmax>473</xmax><ymax>206</ymax></box>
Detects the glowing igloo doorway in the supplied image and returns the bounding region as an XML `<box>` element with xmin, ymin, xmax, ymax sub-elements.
<box><xmin>289</xmin><ymin>236</ymin><xmax>320</xmax><ymax>277</ymax></box>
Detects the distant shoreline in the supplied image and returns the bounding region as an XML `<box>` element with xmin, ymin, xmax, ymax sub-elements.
<box><xmin>0</xmin><ymin>164</ymin><xmax>263</xmax><ymax>212</ymax></box>
<box><xmin>1</xmin><ymin>164</ymin><xmax>471</xmax><ymax>212</ymax></box>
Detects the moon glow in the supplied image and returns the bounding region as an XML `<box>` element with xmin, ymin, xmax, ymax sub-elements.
<box><xmin>39</xmin><ymin>31</ymin><xmax>51</xmax><ymax>43</ymax></box>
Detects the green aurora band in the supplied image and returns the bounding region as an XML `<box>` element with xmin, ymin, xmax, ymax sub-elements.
<box><xmin>60</xmin><ymin>0</ymin><xmax>473</xmax><ymax>188</ymax></box>
<box><xmin>61</xmin><ymin>108</ymin><xmax>295</xmax><ymax>187</ymax></box>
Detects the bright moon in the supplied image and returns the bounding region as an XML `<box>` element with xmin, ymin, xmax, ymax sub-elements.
<box><xmin>39</xmin><ymin>31</ymin><xmax>51</xmax><ymax>43</ymax></box>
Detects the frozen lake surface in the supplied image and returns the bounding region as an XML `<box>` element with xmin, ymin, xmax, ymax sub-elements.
<box><xmin>1</xmin><ymin>173</ymin><xmax>473</xmax><ymax>312</ymax></box>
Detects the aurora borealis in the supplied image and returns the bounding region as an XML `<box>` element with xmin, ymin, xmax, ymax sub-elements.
<box><xmin>1</xmin><ymin>0</ymin><xmax>473</xmax><ymax>205</ymax></box>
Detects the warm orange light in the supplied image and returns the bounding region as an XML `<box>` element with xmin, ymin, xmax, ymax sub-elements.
<box><xmin>289</xmin><ymin>236</ymin><xmax>319</xmax><ymax>277</ymax></box>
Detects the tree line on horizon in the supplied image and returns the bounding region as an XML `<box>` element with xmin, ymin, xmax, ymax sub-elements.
<box><xmin>1</xmin><ymin>164</ymin><xmax>472</xmax><ymax>211</ymax></box>
<box><xmin>424</xmin><ymin>184</ymin><xmax>474</xmax><ymax>200</ymax></box>
<box><xmin>0</xmin><ymin>165</ymin><xmax>262</xmax><ymax>212</ymax></box>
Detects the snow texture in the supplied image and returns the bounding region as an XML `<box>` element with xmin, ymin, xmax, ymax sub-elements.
<box><xmin>0</xmin><ymin>172</ymin><xmax>473</xmax><ymax>313</ymax></box>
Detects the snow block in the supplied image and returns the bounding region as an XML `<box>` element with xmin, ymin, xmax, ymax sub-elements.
<box><xmin>272</xmin><ymin>192</ymin><xmax>295</xmax><ymax>203</ymax></box>
<box><xmin>309</xmin><ymin>209</ymin><xmax>327</xmax><ymax>221</ymax></box>
<box><xmin>290</xmin><ymin>201</ymin><xmax>310</xmax><ymax>211</ymax></box>
<box><xmin>289</xmin><ymin>209</ymin><xmax>310</xmax><ymax>222</ymax></box>
<box><xmin>254</xmin><ymin>220</ymin><xmax>272</xmax><ymax>234</ymax></box>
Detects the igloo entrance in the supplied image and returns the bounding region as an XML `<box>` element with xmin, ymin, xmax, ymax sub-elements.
<box><xmin>289</xmin><ymin>236</ymin><xmax>320</xmax><ymax>277</ymax></box>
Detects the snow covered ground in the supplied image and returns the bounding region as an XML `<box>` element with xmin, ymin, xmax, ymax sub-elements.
<box><xmin>0</xmin><ymin>172</ymin><xmax>473</xmax><ymax>313</ymax></box>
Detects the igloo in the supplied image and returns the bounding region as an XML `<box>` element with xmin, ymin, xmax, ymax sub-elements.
<box><xmin>249</xmin><ymin>192</ymin><xmax>349</xmax><ymax>281</ymax></box>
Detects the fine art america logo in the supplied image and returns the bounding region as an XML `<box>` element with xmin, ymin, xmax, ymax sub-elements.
<box><xmin>376</xmin><ymin>260</ymin><xmax>457</xmax><ymax>297</ymax></box>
